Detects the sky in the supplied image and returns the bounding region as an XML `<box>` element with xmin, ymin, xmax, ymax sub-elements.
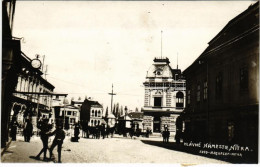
<box><xmin>12</xmin><ymin>1</ymin><xmax>256</xmax><ymax>112</ymax></box>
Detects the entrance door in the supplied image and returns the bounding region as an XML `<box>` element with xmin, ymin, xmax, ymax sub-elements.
<box><xmin>153</xmin><ymin>121</ymin><xmax>160</xmax><ymax>132</ymax></box>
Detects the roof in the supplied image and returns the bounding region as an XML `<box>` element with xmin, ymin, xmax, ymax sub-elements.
<box><xmin>107</xmin><ymin>113</ymin><xmax>116</xmax><ymax>119</ymax></box>
<box><xmin>118</xmin><ymin>115</ymin><xmax>132</xmax><ymax>121</ymax></box>
<box><xmin>128</xmin><ymin>112</ymin><xmax>144</xmax><ymax>120</ymax></box>
<box><xmin>146</xmin><ymin>57</ymin><xmax>174</xmax><ymax>78</ymax></box>
<box><xmin>82</xmin><ymin>98</ymin><xmax>103</xmax><ymax>108</ymax></box>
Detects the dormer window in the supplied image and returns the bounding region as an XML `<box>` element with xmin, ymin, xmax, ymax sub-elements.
<box><xmin>154</xmin><ymin>68</ymin><xmax>163</xmax><ymax>76</ymax></box>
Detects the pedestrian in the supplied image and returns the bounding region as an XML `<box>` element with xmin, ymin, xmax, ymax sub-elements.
<box><xmin>166</xmin><ymin>128</ymin><xmax>170</xmax><ymax>143</ymax></box>
<box><xmin>49</xmin><ymin>124</ymin><xmax>66</xmax><ymax>163</ymax></box>
<box><xmin>23</xmin><ymin>119</ymin><xmax>33</xmax><ymax>142</ymax></box>
<box><xmin>101</xmin><ymin>124</ymin><xmax>106</xmax><ymax>139</ymax></box>
<box><xmin>74</xmin><ymin>123</ymin><xmax>80</xmax><ymax>142</ymax></box>
<box><xmin>36</xmin><ymin>118</ymin><xmax>51</xmax><ymax>161</ymax></box>
<box><xmin>162</xmin><ymin>130</ymin><xmax>166</xmax><ymax>143</ymax></box>
<box><xmin>10</xmin><ymin>120</ymin><xmax>19</xmax><ymax>141</ymax></box>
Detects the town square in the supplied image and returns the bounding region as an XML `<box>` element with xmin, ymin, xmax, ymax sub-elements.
<box><xmin>1</xmin><ymin>0</ymin><xmax>259</xmax><ymax>165</ymax></box>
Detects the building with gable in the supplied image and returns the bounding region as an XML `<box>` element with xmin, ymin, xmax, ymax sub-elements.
<box><xmin>142</xmin><ymin>57</ymin><xmax>186</xmax><ymax>133</ymax></box>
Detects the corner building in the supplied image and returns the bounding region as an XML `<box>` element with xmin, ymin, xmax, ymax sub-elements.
<box><xmin>182</xmin><ymin>2</ymin><xmax>258</xmax><ymax>162</ymax></box>
<box><xmin>142</xmin><ymin>57</ymin><xmax>186</xmax><ymax>134</ymax></box>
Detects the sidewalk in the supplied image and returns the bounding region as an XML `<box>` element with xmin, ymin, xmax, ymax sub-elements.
<box><xmin>1</xmin><ymin>135</ymin><xmax>59</xmax><ymax>163</ymax></box>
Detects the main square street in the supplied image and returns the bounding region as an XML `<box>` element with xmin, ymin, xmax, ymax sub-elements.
<box><xmin>1</xmin><ymin>132</ymin><xmax>228</xmax><ymax>164</ymax></box>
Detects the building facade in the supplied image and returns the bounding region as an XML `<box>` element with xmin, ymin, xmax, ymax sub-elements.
<box><xmin>182</xmin><ymin>2</ymin><xmax>258</xmax><ymax>162</ymax></box>
<box><xmin>80</xmin><ymin>98</ymin><xmax>104</xmax><ymax>127</ymax></box>
<box><xmin>11</xmin><ymin>52</ymin><xmax>55</xmax><ymax>130</ymax></box>
<box><xmin>142</xmin><ymin>57</ymin><xmax>186</xmax><ymax>133</ymax></box>
<box><xmin>60</xmin><ymin>105</ymin><xmax>80</xmax><ymax>128</ymax></box>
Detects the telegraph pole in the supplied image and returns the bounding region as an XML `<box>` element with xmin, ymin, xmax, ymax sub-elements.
<box><xmin>108</xmin><ymin>84</ymin><xmax>116</xmax><ymax>114</ymax></box>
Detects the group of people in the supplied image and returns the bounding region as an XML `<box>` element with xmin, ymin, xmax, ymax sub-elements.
<box><xmin>10</xmin><ymin>118</ymin><xmax>33</xmax><ymax>142</ymax></box>
<box><xmin>162</xmin><ymin>128</ymin><xmax>170</xmax><ymax>143</ymax></box>
<box><xmin>35</xmin><ymin>118</ymin><xmax>66</xmax><ymax>163</ymax></box>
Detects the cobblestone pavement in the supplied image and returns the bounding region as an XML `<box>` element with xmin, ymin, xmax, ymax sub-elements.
<box><xmin>1</xmin><ymin>133</ymin><xmax>229</xmax><ymax>164</ymax></box>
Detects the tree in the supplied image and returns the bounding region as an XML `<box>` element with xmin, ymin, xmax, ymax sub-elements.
<box><xmin>120</xmin><ymin>105</ymin><xmax>124</xmax><ymax>116</ymax></box>
<box><xmin>135</xmin><ymin>107</ymin><xmax>139</xmax><ymax>112</ymax></box>
<box><xmin>112</xmin><ymin>104</ymin><xmax>116</xmax><ymax>115</ymax></box>
<box><xmin>124</xmin><ymin>106</ymin><xmax>128</xmax><ymax>116</ymax></box>
<box><xmin>105</xmin><ymin>106</ymin><xmax>109</xmax><ymax>118</ymax></box>
<box><xmin>115</xmin><ymin>103</ymin><xmax>119</xmax><ymax>118</ymax></box>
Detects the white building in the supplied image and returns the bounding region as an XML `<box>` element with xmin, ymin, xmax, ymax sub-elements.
<box><xmin>142</xmin><ymin>57</ymin><xmax>186</xmax><ymax>133</ymax></box>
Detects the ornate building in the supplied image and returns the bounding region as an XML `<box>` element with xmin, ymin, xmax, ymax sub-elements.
<box><xmin>142</xmin><ymin>57</ymin><xmax>186</xmax><ymax>133</ymax></box>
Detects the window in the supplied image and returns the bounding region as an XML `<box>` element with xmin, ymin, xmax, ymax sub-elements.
<box><xmin>95</xmin><ymin>110</ymin><xmax>97</xmax><ymax>117</ymax></box>
<box><xmin>203</xmin><ymin>81</ymin><xmax>208</xmax><ymax>100</ymax></box>
<box><xmin>98</xmin><ymin>110</ymin><xmax>101</xmax><ymax>117</ymax></box>
<box><xmin>91</xmin><ymin>110</ymin><xmax>94</xmax><ymax>116</ymax></box>
<box><xmin>176</xmin><ymin>91</ymin><xmax>184</xmax><ymax>108</ymax></box>
<box><xmin>215</xmin><ymin>72</ymin><xmax>223</xmax><ymax>98</ymax></box>
<box><xmin>91</xmin><ymin>120</ymin><xmax>93</xmax><ymax>126</ymax></box>
<box><xmin>67</xmin><ymin>111</ymin><xmax>71</xmax><ymax>115</ymax></box>
<box><xmin>240</xmin><ymin>67</ymin><xmax>248</xmax><ymax>90</ymax></box>
<box><xmin>70</xmin><ymin>118</ymin><xmax>75</xmax><ymax>124</ymax></box>
<box><xmin>187</xmin><ymin>90</ymin><xmax>191</xmax><ymax>105</ymax></box>
<box><xmin>197</xmin><ymin>84</ymin><xmax>200</xmax><ymax>102</ymax></box>
<box><xmin>94</xmin><ymin>120</ymin><xmax>97</xmax><ymax>126</ymax></box>
<box><xmin>154</xmin><ymin>97</ymin><xmax>162</xmax><ymax>107</ymax></box>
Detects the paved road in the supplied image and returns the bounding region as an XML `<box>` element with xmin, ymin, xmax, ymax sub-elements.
<box><xmin>1</xmin><ymin>134</ymin><xmax>228</xmax><ymax>164</ymax></box>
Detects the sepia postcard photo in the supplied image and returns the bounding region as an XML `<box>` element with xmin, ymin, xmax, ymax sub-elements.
<box><xmin>1</xmin><ymin>0</ymin><xmax>259</xmax><ymax>165</ymax></box>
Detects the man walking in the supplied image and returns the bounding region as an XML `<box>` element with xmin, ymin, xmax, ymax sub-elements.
<box><xmin>49</xmin><ymin>124</ymin><xmax>66</xmax><ymax>163</ymax></box>
<box><xmin>36</xmin><ymin>118</ymin><xmax>50</xmax><ymax>160</ymax></box>
<box><xmin>23</xmin><ymin>119</ymin><xmax>33</xmax><ymax>142</ymax></box>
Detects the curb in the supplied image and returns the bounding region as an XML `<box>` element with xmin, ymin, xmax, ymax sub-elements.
<box><xmin>1</xmin><ymin>138</ymin><xmax>12</xmax><ymax>156</ymax></box>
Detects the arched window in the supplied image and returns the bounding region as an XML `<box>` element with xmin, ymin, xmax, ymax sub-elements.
<box><xmin>95</xmin><ymin>110</ymin><xmax>97</xmax><ymax>117</ymax></box>
<box><xmin>94</xmin><ymin>120</ymin><xmax>97</xmax><ymax>126</ymax></box>
<box><xmin>92</xmin><ymin>110</ymin><xmax>94</xmax><ymax>117</ymax></box>
<box><xmin>176</xmin><ymin>91</ymin><xmax>184</xmax><ymax>108</ymax></box>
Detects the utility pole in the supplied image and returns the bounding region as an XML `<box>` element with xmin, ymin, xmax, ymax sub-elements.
<box><xmin>108</xmin><ymin>84</ymin><xmax>116</xmax><ymax>114</ymax></box>
<box><xmin>44</xmin><ymin>65</ymin><xmax>48</xmax><ymax>79</ymax></box>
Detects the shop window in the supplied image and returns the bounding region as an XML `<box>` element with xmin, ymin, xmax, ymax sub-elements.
<box><xmin>70</xmin><ymin>118</ymin><xmax>75</xmax><ymax>124</ymax></box>
<box><xmin>240</xmin><ymin>67</ymin><xmax>248</xmax><ymax>90</ymax></box>
<box><xmin>176</xmin><ymin>91</ymin><xmax>184</xmax><ymax>108</ymax></box>
<box><xmin>154</xmin><ymin>97</ymin><xmax>162</xmax><ymax>107</ymax></box>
